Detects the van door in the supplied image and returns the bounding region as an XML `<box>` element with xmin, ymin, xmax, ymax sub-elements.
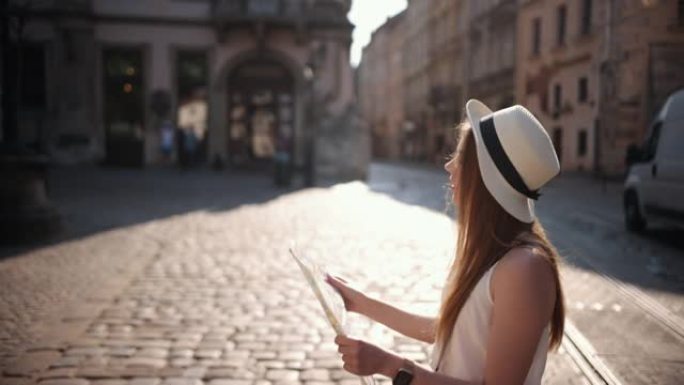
<box><xmin>652</xmin><ymin>117</ymin><xmax>684</xmax><ymax>216</ymax></box>
<box><xmin>638</xmin><ymin>122</ymin><xmax>662</xmax><ymax>212</ymax></box>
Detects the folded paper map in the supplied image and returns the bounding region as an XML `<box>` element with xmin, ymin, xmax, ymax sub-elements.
<box><xmin>289</xmin><ymin>246</ymin><xmax>376</xmax><ymax>385</ymax></box>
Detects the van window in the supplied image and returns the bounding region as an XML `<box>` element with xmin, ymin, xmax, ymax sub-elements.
<box><xmin>664</xmin><ymin>90</ymin><xmax>684</xmax><ymax>122</ymax></box>
<box><xmin>655</xmin><ymin>122</ymin><xmax>684</xmax><ymax>161</ymax></box>
<box><xmin>642</xmin><ymin>122</ymin><xmax>661</xmax><ymax>162</ymax></box>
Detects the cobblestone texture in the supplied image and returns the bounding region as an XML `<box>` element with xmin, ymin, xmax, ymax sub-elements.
<box><xmin>0</xmin><ymin>229</ymin><xmax>159</xmax><ymax>368</ymax></box>
<box><xmin>1</xmin><ymin>163</ymin><xmax>641</xmax><ymax>385</ymax></box>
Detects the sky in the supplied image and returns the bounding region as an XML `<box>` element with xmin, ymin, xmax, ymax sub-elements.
<box><xmin>348</xmin><ymin>0</ymin><xmax>407</xmax><ymax>67</ymax></box>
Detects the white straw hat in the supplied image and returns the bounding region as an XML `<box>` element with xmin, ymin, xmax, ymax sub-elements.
<box><xmin>465</xmin><ymin>99</ymin><xmax>560</xmax><ymax>223</ymax></box>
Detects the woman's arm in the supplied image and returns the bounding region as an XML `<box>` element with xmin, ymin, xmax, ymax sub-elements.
<box><xmin>361</xmin><ymin>296</ymin><xmax>437</xmax><ymax>344</ymax></box>
<box><xmin>335</xmin><ymin>247</ymin><xmax>558</xmax><ymax>385</ymax></box>
<box><xmin>381</xmin><ymin>355</ymin><xmax>473</xmax><ymax>385</ymax></box>
<box><xmin>482</xmin><ymin>247</ymin><xmax>557</xmax><ymax>384</ymax></box>
<box><xmin>336</xmin><ymin>336</ymin><xmax>475</xmax><ymax>385</ymax></box>
<box><xmin>327</xmin><ymin>275</ymin><xmax>436</xmax><ymax>344</ymax></box>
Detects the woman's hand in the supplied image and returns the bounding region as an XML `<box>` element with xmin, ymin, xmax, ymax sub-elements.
<box><xmin>326</xmin><ymin>274</ymin><xmax>370</xmax><ymax>314</ymax></box>
<box><xmin>335</xmin><ymin>335</ymin><xmax>402</xmax><ymax>377</ymax></box>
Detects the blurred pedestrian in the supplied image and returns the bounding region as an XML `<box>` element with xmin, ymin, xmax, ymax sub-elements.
<box><xmin>184</xmin><ymin>128</ymin><xmax>197</xmax><ymax>167</ymax></box>
<box><xmin>274</xmin><ymin>136</ymin><xmax>291</xmax><ymax>186</ymax></box>
<box><xmin>159</xmin><ymin>119</ymin><xmax>175</xmax><ymax>164</ymax></box>
<box><xmin>176</xmin><ymin>127</ymin><xmax>187</xmax><ymax>168</ymax></box>
<box><xmin>328</xmin><ymin>100</ymin><xmax>565</xmax><ymax>385</ymax></box>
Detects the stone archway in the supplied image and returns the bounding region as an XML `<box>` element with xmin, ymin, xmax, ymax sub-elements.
<box><xmin>226</xmin><ymin>58</ymin><xmax>296</xmax><ymax>168</ymax></box>
<box><xmin>209</xmin><ymin>49</ymin><xmax>307</xmax><ymax>170</ymax></box>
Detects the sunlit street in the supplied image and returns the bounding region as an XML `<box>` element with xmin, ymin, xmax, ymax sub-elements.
<box><xmin>1</xmin><ymin>164</ymin><xmax>682</xmax><ymax>384</ymax></box>
<box><xmin>2</xmin><ymin>0</ymin><xmax>684</xmax><ymax>384</ymax></box>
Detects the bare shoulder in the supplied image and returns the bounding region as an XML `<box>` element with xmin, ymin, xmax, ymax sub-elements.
<box><xmin>491</xmin><ymin>247</ymin><xmax>556</xmax><ymax>302</ymax></box>
<box><xmin>498</xmin><ymin>247</ymin><xmax>554</xmax><ymax>279</ymax></box>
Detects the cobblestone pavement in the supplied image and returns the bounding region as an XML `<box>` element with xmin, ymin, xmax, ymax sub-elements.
<box><xmin>0</xmin><ymin>167</ymin><xmax>295</xmax><ymax>369</ymax></box>
<box><xmin>2</xmin><ymin>162</ymin><xmax>658</xmax><ymax>385</ymax></box>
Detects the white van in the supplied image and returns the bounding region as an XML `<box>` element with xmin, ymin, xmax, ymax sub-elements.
<box><xmin>624</xmin><ymin>89</ymin><xmax>684</xmax><ymax>232</ymax></box>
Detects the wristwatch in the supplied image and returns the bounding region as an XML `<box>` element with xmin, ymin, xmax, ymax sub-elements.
<box><xmin>393</xmin><ymin>359</ymin><xmax>415</xmax><ymax>385</ymax></box>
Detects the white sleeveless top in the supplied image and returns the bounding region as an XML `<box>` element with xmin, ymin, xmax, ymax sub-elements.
<box><xmin>430</xmin><ymin>261</ymin><xmax>550</xmax><ymax>384</ymax></box>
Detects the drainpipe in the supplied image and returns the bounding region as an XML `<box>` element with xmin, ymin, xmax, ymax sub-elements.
<box><xmin>595</xmin><ymin>0</ymin><xmax>614</xmax><ymax>177</ymax></box>
<box><xmin>1</xmin><ymin>0</ymin><xmax>18</xmax><ymax>144</ymax></box>
<box><xmin>462</xmin><ymin>1</ymin><xmax>471</xmax><ymax>106</ymax></box>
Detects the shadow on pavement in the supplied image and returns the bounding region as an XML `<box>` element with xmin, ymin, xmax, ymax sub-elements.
<box><xmin>639</xmin><ymin>228</ymin><xmax>684</xmax><ymax>250</ymax></box>
<box><xmin>3</xmin><ymin>162</ymin><xmax>682</xmax><ymax>299</ymax></box>
<box><xmin>0</xmin><ymin>164</ymin><xmax>301</xmax><ymax>260</ymax></box>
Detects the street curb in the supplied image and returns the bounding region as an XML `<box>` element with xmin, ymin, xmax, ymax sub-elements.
<box><xmin>563</xmin><ymin>321</ymin><xmax>624</xmax><ymax>385</ymax></box>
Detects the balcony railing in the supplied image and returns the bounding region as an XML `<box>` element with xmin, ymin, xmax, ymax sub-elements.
<box><xmin>247</xmin><ymin>0</ymin><xmax>280</xmax><ymax>15</ymax></box>
<box><xmin>212</xmin><ymin>0</ymin><xmax>352</xmax><ymax>29</ymax></box>
<box><xmin>9</xmin><ymin>0</ymin><xmax>92</xmax><ymax>12</ymax></box>
<box><xmin>213</xmin><ymin>0</ymin><xmax>304</xmax><ymax>21</ymax></box>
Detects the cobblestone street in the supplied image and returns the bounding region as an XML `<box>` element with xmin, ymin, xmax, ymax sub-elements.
<box><xmin>1</xmin><ymin>163</ymin><xmax>682</xmax><ymax>385</ymax></box>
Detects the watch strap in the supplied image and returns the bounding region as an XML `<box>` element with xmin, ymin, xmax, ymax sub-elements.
<box><xmin>392</xmin><ymin>359</ymin><xmax>415</xmax><ymax>385</ymax></box>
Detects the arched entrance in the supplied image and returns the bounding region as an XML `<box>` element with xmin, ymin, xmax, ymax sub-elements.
<box><xmin>226</xmin><ymin>58</ymin><xmax>295</xmax><ymax>170</ymax></box>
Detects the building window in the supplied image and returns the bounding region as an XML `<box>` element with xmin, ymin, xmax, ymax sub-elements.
<box><xmin>18</xmin><ymin>43</ymin><xmax>46</xmax><ymax>109</ymax></box>
<box><xmin>531</xmin><ymin>17</ymin><xmax>542</xmax><ymax>56</ymax></box>
<box><xmin>553</xmin><ymin>83</ymin><xmax>562</xmax><ymax>112</ymax></box>
<box><xmin>557</xmin><ymin>4</ymin><xmax>567</xmax><ymax>46</ymax></box>
<box><xmin>553</xmin><ymin>127</ymin><xmax>563</xmax><ymax>163</ymax></box>
<box><xmin>248</xmin><ymin>0</ymin><xmax>279</xmax><ymax>15</ymax></box>
<box><xmin>578</xmin><ymin>77</ymin><xmax>588</xmax><ymax>103</ymax></box>
<box><xmin>102</xmin><ymin>47</ymin><xmax>145</xmax><ymax>167</ymax></box>
<box><xmin>177</xmin><ymin>51</ymin><xmax>208</xmax><ymax>102</ymax></box>
<box><xmin>578</xmin><ymin>129</ymin><xmax>587</xmax><ymax>157</ymax></box>
<box><xmin>580</xmin><ymin>0</ymin><xmax>592</xmax><ymax>35</ymax></box>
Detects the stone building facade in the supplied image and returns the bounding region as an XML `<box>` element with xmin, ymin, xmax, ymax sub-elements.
<box><xmin>596</xmin><ymin>0</ymin><xmax>684</xmax><ymax>175</ymax></box>
<box><xmin>465</xmin><ymin>0</ymin><xmax>517</xmax><ymax>110</ymax></box>
<box><xmin>358</xmin><ymin>11</ymin><xmax>405</xmax><ymax>159</ymax></box>
<box><xmin>401</xmin><ymin>0</ymin><xmax>431</xmax><ymax>161</ymax></box>
<box><xmin>516</xmin><ymin>0</ymin><xmax>602</xmax><ymax>172</ymax></box>
<box><xmin>426</xmin><ymin>0</ymin><xmax>467</xmax><ymax>164</ymax></box>
<box><xmin>517</xmin><ymin>0</ymin><xmax>684</xmax><ymax>174</ymax></box>
<box><xmin>2</xmin><ymin>0</ymin><xmax>364</xmax><ymax>179</ymax></box>
<box><xmin>361</xmin><ymin>0</ymin><xmax>684</xmax><ymax>174</ymax></box>
<box><xmin>359</xmin><ymin>0</ymin><xmax>466</xmax><ymax>163</ymax></box>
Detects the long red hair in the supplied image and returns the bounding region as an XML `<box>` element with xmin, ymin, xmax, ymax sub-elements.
<box><xmin>435</xmin><ymin>123</ymin><xmax>565</xmax><ymax>352</ymax></box>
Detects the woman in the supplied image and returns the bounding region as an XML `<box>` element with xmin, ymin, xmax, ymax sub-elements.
<box><xmin>328</xmin><ymin>100</ymin><xmax>565</xmax><ymax>385</ymax></box>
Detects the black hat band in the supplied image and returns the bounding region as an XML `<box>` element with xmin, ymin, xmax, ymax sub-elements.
<box><xmin>480</xmin><ymin>116</ymin><xmax>541</xmax><ymax>200</ymax></box>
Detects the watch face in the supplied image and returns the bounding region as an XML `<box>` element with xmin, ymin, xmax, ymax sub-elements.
<box><xmin>393</xmin><ymin>368</ymin><xmax>414</xmax><ymax>385</ymax></box>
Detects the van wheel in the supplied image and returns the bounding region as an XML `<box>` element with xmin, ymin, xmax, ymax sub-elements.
<box><xmin>624</xmin><ymin>191</ymin><xmax>646</xmax><ymax>232</ymax></box>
